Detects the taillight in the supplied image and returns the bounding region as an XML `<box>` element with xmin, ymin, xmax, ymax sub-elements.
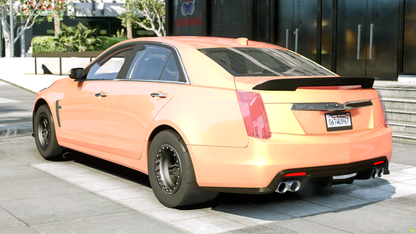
<box><xmin>237</xmin><ymin>91</ymin><xmax>271</xmax><ymax>139</ymax></box>
<box><xmin>374</xmin><ymin>161</ymin><xmax>384</xmax><ymax>166</ymax></box>
<box><xmin>284</xmin><ymin>172</ymin><xmax>306</xmax><ymax>177</ymax></box>
<box><xmin>376</xmin><ymin>92</ymin><xmax>388</xmax><ymax>128</ymax></box>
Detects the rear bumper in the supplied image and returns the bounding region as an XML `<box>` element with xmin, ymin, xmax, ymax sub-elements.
<box><xmin>188</xmin><ymin>125</ymin><xmax>392</xmax><ymax>193</ymax></box>
<box><xmin>200</xmin><ymin>156</ymin><xmax>389</xmax><ymax>194</ymax></box>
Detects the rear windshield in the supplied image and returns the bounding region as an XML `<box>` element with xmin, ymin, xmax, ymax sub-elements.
<box><xmin>199</xmin><ymin>47</ymin><xmax>334</xmax><ymax>77</ymax></box>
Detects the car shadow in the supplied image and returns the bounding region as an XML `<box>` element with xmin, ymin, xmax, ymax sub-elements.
<box><xmin>65</xmin><ymin>150</ymin><xmax>397</xmax><ymax>223</ymax></box>
<box><xmin>65</xmin><ymin>150</ymin><xmax>151</xmax><ymax>188</ymax></box>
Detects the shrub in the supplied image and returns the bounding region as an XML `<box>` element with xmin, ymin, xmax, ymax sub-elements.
<box><xmin>53</xmin><ymin>22</ymin><xmax>102</xmax><ymax>52</ymax></box>
<box><xmin>32</xmin><ymin>36</ymin><xmax>66</xmax><ymax>53</ymax></box>
<box><xmin>96</xmin><ymin>36</ymin><xmax>127</xmax><ymax>51</ymax></box>
<box><xmin>32</xmin><ymin>36</ymin><xmax>127</xmax><ymax>53</ymax></box>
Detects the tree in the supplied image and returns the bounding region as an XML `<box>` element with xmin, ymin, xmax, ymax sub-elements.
<box><xmin>0</xmin><ymin>0</ymin><xmax>47</xmax><ymax>57</ymax></box>
<box><xmin>118</xmin><ymin>0</ymin><xmax>166</xmax><ymax>38</ymax></box>
<box><xmin>42</xmin><ymin>0</ymin><xmax>70</xmax><ymax>37</ymax></box>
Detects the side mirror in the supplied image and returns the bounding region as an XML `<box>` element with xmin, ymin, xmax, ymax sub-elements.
<box><xmin>69</xmin><ymin>68</ymin><xmax>84</xmax><ymax>79</ymax></box>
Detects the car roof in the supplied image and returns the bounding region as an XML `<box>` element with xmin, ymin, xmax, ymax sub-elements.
<box><xmin>118</xmin><ymin>36</ymin><xmax>285</xmax><ymax>50</ymax></box>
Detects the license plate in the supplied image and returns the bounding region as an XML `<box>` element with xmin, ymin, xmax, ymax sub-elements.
<box><xmin>325</xmin><ymin>112</ymin><xmax>352</xmax><ymax>131</ymax></box>
<box><xmin>333</xmin><ymin>173</ymin><xmax>357</xmax><ymax>180</ymax></box>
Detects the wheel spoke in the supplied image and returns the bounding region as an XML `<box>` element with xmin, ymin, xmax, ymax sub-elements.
<box><xmin>168</xmin><ymin>163</ymin><xmax>180</xmax><ymax>176</ymax></box>
<box><xmin>37</xmin><ymin>115</ymin><xmax>51</xmax><ymax>148</ymax></box>
<box><xmin>155</xmin><ymin>144</ymin><xmax>182</xmax><ymax>195</ymax></box>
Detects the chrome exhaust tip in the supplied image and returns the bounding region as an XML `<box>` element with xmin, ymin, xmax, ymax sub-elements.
<box><xmin>372</xmin><ymin>168</ymin><xmax>379</xmax><ymax>178</ymax></box>
<box><xmin>286</xmin><ymin>180</ymin><xmax>301</xmax><ymax>192</ymax></box>
<box><xmin>276</xmin><ymin>182</ymin><xmax>288</xmax><ymax>194</ymax></box>
<box><xmin>372</xmin><ymin>167</ymin><xmax>384</xmax><ymax>178</ymax></box>
<box><xmin>377</xmin><ymin>167</ymin><xmax>384</xmax><ymax>178</ymax></box>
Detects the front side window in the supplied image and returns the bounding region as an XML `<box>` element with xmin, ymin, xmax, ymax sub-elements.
<box><xmin>127</xmin><ymin>44</ymin><xmax>183</xmax><ymax>82</ymax></box>
<box><xmin>87</xmin><ymin>47</ymin><xmax>134</xmax><ymax>80</ymax></box>
<box><xmin>199</xmin><ymin>47</ymin><xmax>335</xmax><ymax>77</ymax></box>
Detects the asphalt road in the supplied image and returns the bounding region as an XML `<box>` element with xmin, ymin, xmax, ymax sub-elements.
<box><xmin>0</xmin><ymin>80</ymin><xmax>34</xmax><ymax>136</ymax></box>
<box><xmin>1</xmin><ymin>83</ymin><xmax>416</xmax><ymax>233</ymax></box>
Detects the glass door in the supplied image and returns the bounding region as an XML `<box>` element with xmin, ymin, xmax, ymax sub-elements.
<box><xmin>276</xmin><ymin>0</ymin><xmax>317</xmax><ymax>62</ymax></box>
<box><xmin>365</xmin><ymin>0</ymin><xmax>398</xmax><ymax>78</ymax></box>
<box><xmin>337</xmin><ymin>0</ymin><xmax>398</xmax><ymax>78</ymax></box>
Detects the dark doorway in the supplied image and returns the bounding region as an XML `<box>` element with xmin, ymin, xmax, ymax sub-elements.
<box><xmin>336</xmin><ymin>0</ymin><xmax>399</xmax><ymax>79</ymax></box>
<box><xmin>403</xmin><ymin>0</ymin><xmax>416</xmax><ymax>74</ymax></box>
<box><xmin>276</xmin><ymin>0</ymin><xmax>318</xmax><ymax>62</ymax></box>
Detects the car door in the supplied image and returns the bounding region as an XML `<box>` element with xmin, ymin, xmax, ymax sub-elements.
<box><xmin>107</xmin><ymin>43</ymin><xmax>187</xmax><ymax>159</ymax></box>
<box><xmin>60</xmin><ymin>44</ymin><xmax>136</xmax><ymax>152</ymax></box>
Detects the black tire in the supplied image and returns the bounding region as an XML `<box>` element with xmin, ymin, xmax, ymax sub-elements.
<box><xmin>148</xmin><ymin>130</ymin><xmax>218</xmax><ymax>207</ymax></box>
<box><xmin>34</xmin><ymin>104</ymin><xmax>63</xmax><ymax>159</ymax></box>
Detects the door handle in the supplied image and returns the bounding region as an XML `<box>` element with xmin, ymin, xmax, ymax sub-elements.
<box><xmin>150</xmin><ymin>92</ymin><xmax>167</xmax><ymax>98</ymax></box>
<box><xmin>369</xmin><ymin>23</ymin><xmax>374</xmax><ymax>59</ymax></box>
<box><xmin>357</xmin><ymin>24</ymin><xmax>362</xmax><ymax>60</ymax></box>
<box><xmin>95</xmin><ymin>92</ymin><xmax>107</xmax><ymax>98</ymax></box>
<box><xmin>294</xmin><ymin>28</ymin><xmax>299</xmax><ymax>53</ymax></box>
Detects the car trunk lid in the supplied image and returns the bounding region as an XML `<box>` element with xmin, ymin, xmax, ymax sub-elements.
<box><xmin>235</xmin><ymin>76</ymin><xmax>384</xmax><ymax>135</ymax></box>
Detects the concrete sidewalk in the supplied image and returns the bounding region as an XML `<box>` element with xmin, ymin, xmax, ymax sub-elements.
<box><xmin>1</xmin><ymin>135</ymin><xmax>416</xmax><ymax>233</ymax></box>
<box><xmin>0</xmin><ymin>136</ymin><xmax>187</xmax><ymax>234</ymax></box>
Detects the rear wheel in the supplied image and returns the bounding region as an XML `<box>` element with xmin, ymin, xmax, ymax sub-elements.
<box><xmin>148</xmin><ymin>130</ymin><xmax>218</xmax><ymax>207</ymax></box>
<box><xmin>34</xmin><ymin>104</ymin><xmax>63</xmax><ymax>159</ymax></box>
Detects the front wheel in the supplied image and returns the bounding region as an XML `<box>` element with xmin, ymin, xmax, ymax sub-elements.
<box><xmin>148</xmin><ymin>130</ymin><xmax>218</xmax><ymax>207</ymax></box>
<box><xmin>34</xmin><ymin>104</ymin><xmax>63</xmax><ymax>159</ymax></box>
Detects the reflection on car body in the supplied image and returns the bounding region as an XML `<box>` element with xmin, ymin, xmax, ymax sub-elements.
<box><xmin>33</xmin><ymin>36</ymin><xmax>392</xmax><ymax>208</ymax></box>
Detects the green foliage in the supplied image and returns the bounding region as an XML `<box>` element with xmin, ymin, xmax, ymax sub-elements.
<box><xmin>118</xmin><ymin>0</ymin><xmax>166</xmax><ymax>37</ymax></box>
<box><xmin>43</xmin><ymin>0</ymin><xmax>74</xmax><ymax>23</ymax></box>
<box><xmin>31</xmin><ymin>36</ymin><xmax>66</xmax><ymax>53</ymax></box>
<box><xmin>112</xmin><ymin>29</ymin><xmax>128</xmax><ymax>39</ymax></box>
<box><xmin>53</xmin><ymin>22</ymin><xmax>103</xmax><ymax>52</ymax></box>
<box><xmin>96</xmin><ymin>36</ymin><xmax>127</xmax><ymax>51</ymax></box>
<box><xmin>32</xmin><ymin>35</ymin><xmax>126</xmax><ymax>53</ymax></box>
<box><xmin>117</xmin><ymin>10</ymin><xmax>141</xmax><ymax>29</ymax></box>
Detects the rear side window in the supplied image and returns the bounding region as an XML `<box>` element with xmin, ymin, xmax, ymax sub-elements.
<box><xmin>126</xmin><ymin>45</ymin><xmax>183</xmax><ymax>82</ymax></box>
<box><xmin>199</xmin><ymin>47</ymin><xmax>335</xmax><ymax>77</ymax></box>
<box><xmin>87</xmin><ymin>47</ymin><xmax>133</xmax><ymax>80</ymax></box>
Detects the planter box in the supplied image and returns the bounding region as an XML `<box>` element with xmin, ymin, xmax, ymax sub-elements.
<box><xmin>34</xmin><ymin>51</ymin><xmax>102</xmax><ymax>75</ymax></box>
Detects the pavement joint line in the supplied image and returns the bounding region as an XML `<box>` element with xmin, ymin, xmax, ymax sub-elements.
<box><xmin>31</xmin><ymin>162</ymin><xmax>271</xmax><ymax>233</ymax></box>
<box><xmin>30</xmin><ymin>157</ymin><xmax>416</xmax><ymax>234</ymax></box>
<box><xmin>2</xmin><ymin>135</ymin><xmax>416</xmax><ymax>233</ymax></box>
<box><xmin>0</xmin><ymin>206</ymin><xmax>31</xmax><ymax>229</ymax></box>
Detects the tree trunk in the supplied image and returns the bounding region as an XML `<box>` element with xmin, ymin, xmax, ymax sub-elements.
<box><xmin>54</xmin><ymin>11</ymin><xmax>61</xmax><ymax>37</ymax></box>
<box><xmin>126</xmin><ymin>0</ymin><xmax>132</xmax><ymax>39</ymax></box>
<box><xmin>1</xmin><ymin>20</ymin><xmax>11</xmax><ymax>58</ymax></box>
<box><xmin>127</xmin><ymin>18</ymin><xmax>132</xmax><ymax>39</ymax></box>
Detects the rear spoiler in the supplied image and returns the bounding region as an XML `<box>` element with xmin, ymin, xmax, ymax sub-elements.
<box><xmin>252</xmin><ymin>77</ymin><xmax>375</xmax><ymax>91</ymax></box>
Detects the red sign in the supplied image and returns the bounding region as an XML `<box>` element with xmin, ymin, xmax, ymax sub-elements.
<box><xmin>175</xmin><ymin>17</ymin><xmax>202</xmax><ymax>27</ymax></box>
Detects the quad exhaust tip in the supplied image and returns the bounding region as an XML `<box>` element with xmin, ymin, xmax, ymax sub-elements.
<box><xmin>276</xmin><ymin>182</ymin><xmax>288</xmax><ymax>194</ymax></box>
<box><xmin>372</xmin><ymin>167</ymin><xmax>384</xmax><ymax>178</ymax></box>
<box><xmin>276</xmin><ymin>180</ymin><xmax>301</xmax><ymax>194</ymax></box>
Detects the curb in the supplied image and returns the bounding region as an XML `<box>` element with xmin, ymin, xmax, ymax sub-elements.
<box><xmin>0</xmin><ymin>124</ymin><xmax>33</xmax><ymax>138</ymax></box>
<box><xmin>0</xmin><ymin>78</ymin><xmax>37</xmax><ymax>94</ymax></box>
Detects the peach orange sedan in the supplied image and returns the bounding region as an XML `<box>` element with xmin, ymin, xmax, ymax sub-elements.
<box><xmin>33</xmin><ymin>36</ymin><xmax>392</xmax><ymax>207</ymax></box>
